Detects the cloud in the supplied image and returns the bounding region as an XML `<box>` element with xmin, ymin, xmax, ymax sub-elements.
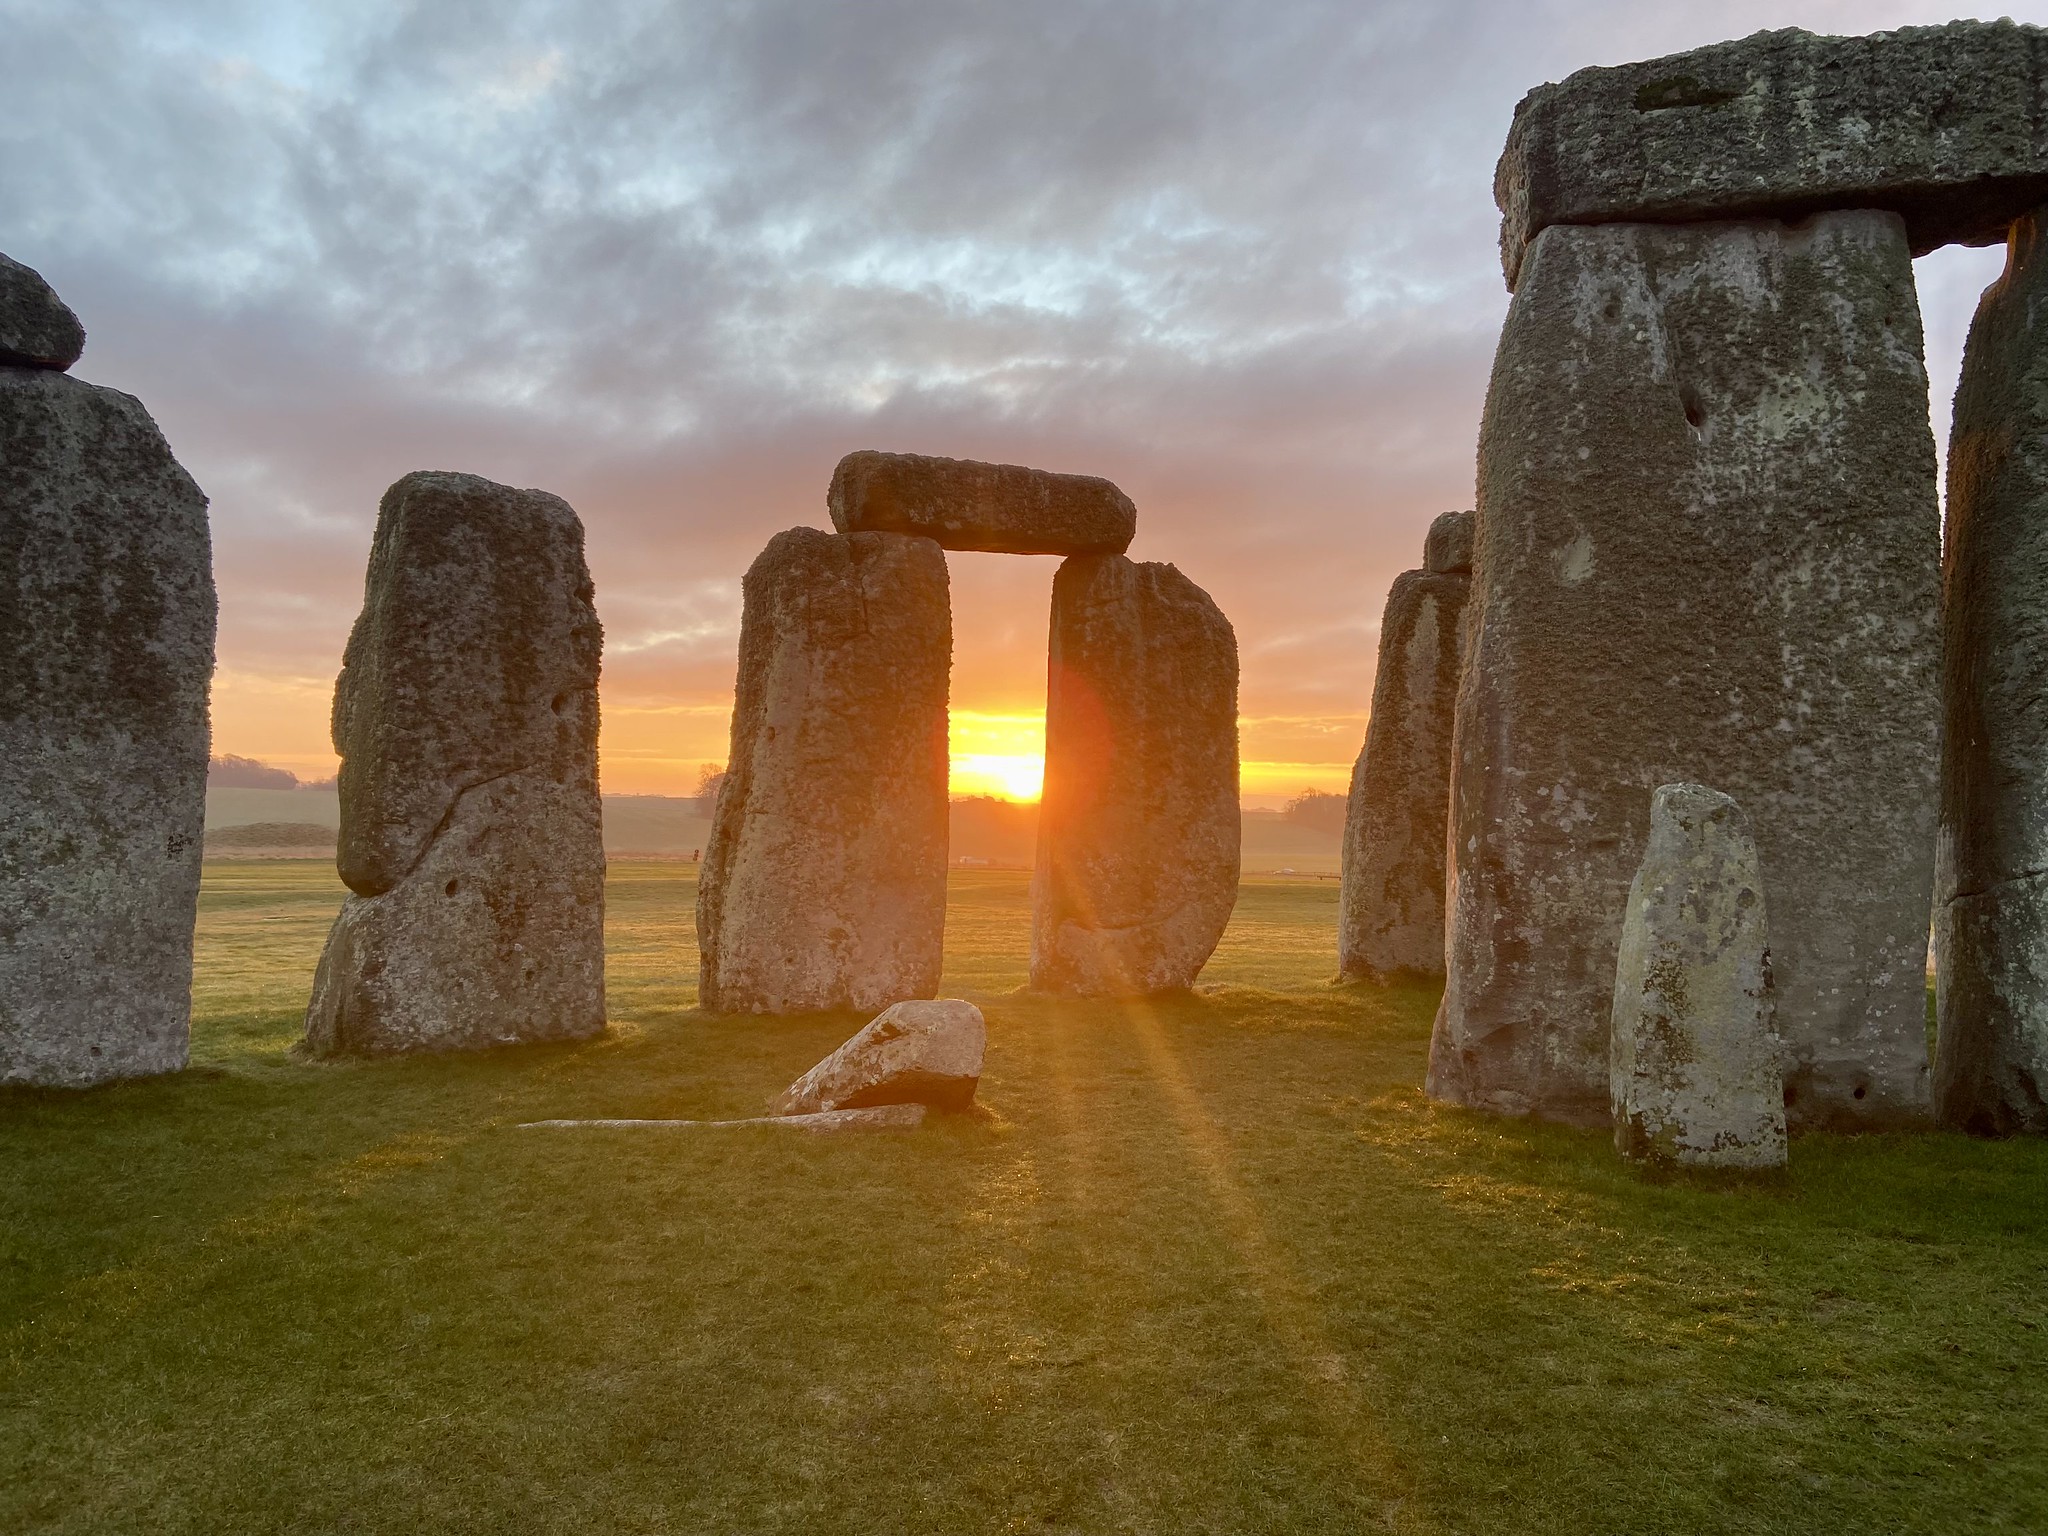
<box><xmin>2</xmin><ymin>0</ymin><xmax>2033</xmax><ymax>792</ymax></box>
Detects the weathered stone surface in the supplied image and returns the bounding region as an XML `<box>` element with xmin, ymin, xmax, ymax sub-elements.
<box><xmin>1611</xmin><ymin>784</ymin><xmax>1786</xmax><ymax>1168</ymax></box>
<box><xmin>828</xmin><ymin>450</ymin><xmax>1135</xmax><ymax>556</ymax></box>
<box><xmin>1935</xmin><ymin>206</ymin><xmax>2048</xmax><ymax>1136</ymax></box>
<box><xmin>1</xmin><ymin>367</ymin><xmax>214</xmax><ymax>1086</ymax></box>
<box><xmin>1497</xmin><ymin>21</ymin><xmax>2048</xmax><ymax>288</ymax></box>
<box><xmin>698</xmin><ymin>528</ymin><xmax>951</xmax><ymax>1014</ymax></box>
<box><xmin>1421</xmin><ymin>509</ymin><xmax>1473</xmax><ymax>575</ymax></box>
<box><xmin>1031</xmin><ymin>554</ymin><xmax>1239</xmax><ymax>995</ymax></box>
<box><xmin>0</xmin><ymin>254</ymin><xmax>84</xmax><ymax>370</ymax></box>
<box><xmin>519</xmin><ymin>1104</ymin><xmax>927</xmax><ymax>1133</ymax></box>
<box><xmin>1431</xmin><ymin>211</ymin><xmax>1939</xmax><ymax>1131</ymax></box>
<box><xmin>1338</xmin><ymin>563</ymin><xmax>1467</xmax><ymax>982</ymax></box>
<box><xmin>773</xmin><ymin>998</ymin><xmax>985</xmax><ymax>1115</ymax></box>
<box><xmin>304</xmin><ymin>471</ymin><xmax>605</xmax><ymax>1056</ymax></box>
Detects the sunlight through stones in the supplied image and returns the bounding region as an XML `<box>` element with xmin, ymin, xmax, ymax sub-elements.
<box><xmin>1610</xmin><ymin>785</ymin><xmax>1787</xmax><ymax>1169</ymax></box>
<box><xmin>0</xmin><ymin>258</ymin><xmax>215</xmax><ymax>1086</ymax></box>
<box><xmin>303</xmin><ymin>471</ymin><xmax>606</xmax><ymax>1056</ymax></box>
<box><xmin>1338</xmin><ymin>511</ymin><xmax>1469</xmax><ymax>983</ymax></box>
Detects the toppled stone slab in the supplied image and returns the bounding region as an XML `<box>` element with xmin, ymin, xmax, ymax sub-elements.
<box><xmin>1611</xmin><ymin>784</ymin><xmax>1786</xmax><ymax>1169</ymax></box>
<box><xmin>828</xmin><ymin>450</ymin><xmax>1136</xmax><ymax>556</ymax></box>
<box><xmin>773</xmin><ymin>998</ymin><xmax>985</xmax><ymax>1116</ymax></box>
<box><xmin>0</xmin><ymin>253</ymin><xmax>85</xmax><ymax>370</ymax></box>
<box><xmin>698</xmin><ymin>528</ymin><xmax>951</xmax><ymax>1014</ymax></box>
<box><xmin>1431</xmin><ymin>211</ymin><xmax>1939</xmax><ymax>1131</ymax></box>
<box><xmin>1031</xmin><ymin>554</ymin><xmax>1239</xmax><ymax>995</ymax></box>
<box><xmin>1936</xmin><ymin>204</ymin><xmax>2048</xmax><ymax>1136</ymax></box>
<box><xmin>1421</xmin><ymin>509</ymin><xmax>1473</xmax><ymax>575</ymax></box>
<box><xmin>520</xmin><ymin>1104</ymin><xmax>927</xmax><ymax>1133</ymax></box>
<box><xmin>1497</xmin><ymin>21</ymin><xmax>2048</xmax><ymax>288</ymax></box>
<box><xmin>1339</xmin><ymin>554</ymin><xmax>1469</xmax><ymax>982</ymax></box>
<box><xmin>304</xmin><ymin>471</ymin><xmax>606</xmax><ymax>1056</ymax></box>
<box><xmin>1</xmin><ymin>368</ymin><xmax>215</xmax><ymax>1087</ymax></box>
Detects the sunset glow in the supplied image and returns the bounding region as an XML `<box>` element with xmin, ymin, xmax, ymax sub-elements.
<box><xmin>950</xmin><ymin>710</ymin><xmax>1046</xmax><ymax>801</ymax></box>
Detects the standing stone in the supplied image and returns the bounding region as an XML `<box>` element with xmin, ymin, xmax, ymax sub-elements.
<box><xmin>1432</xmin><ymin>211</ymin><xmax>1940</xmax><ymax>1130</ymax></box>
<box><xmin>828</xmin><ymin>450</ymin><xmax>1136</xmax><ymax>556</ymax></box>
<box><xmin>304</xmin><ymin>471</ymin><xmax>605</xmax><ymax>1056</ymax></box>
<box><xmin>1338</xmin><ymin>514</ymin><xmax>1471</xmax><ymax>982</ymax></box>
<box><xmin>1031</xmin><ymin>554</ymin><xmax>1239</xmax><ymax>995</ymax></box>
<box><xmin>1936</xmin><ymin>205</ymin><xmax>2048</xmax><ymax>1136</ymax></box>
<box><xmin>1611</xmin><ymin>784</ymin><xmax>1786</xmax><ymax>1168</ymax></box>
<box><xmin>1496</xmin><ymin>21</ymin><xmax>2048</xmax><ymax>288</ymax></box>
<box><xmin>1</xmin><ymin>365</ymin><xmax>214</xmax><ymax>1086</ymax></box>
<box><xmin>698</xmin><ymin>527</ymin><xmax>951</xmax><ymax>1014</ymax></box>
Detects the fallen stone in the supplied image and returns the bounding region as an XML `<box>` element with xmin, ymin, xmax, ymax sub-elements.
<box><xmin>773</xmin><ymin>998</ymin><xmax>985</xmax><ymax>1116</ymax></box>
<box><xmin>698</xmin><ymin>527</ymin><xmax>951</xmax><ymax>1013</ymax></box>
<box><xmin>1032</xmin><ymin>554</ymin><xmax>1239</xmax><ymax>995</ymax></box>
<box><xmin>1338</xmin><ymin>562</ymin><xmax>1468</xmax><ymax>982</ymax></box>
<box><xmin>828</xmin><ymin>450</ymin><xmax>1135</xmax><ymax>556</ymax></box>
<box><xmin>1497</xmin><ymin>21</ymin><xmax>2048</xmax><ymax>288</ymax></box>
<box><xmin>1611</xmin><ymin>784</ymin><xmax>1786</xmax><ymax>1168</ymax></box>
<box><xmin>1421</xmin><ymin>509</ymin><xmax>1473</xmax><ymax>575</ymax></box>
<box><xmin>0</xmin><ymin>253</ymin><xmax>85</xmax><ymax>370</ymax></box>
<box><xmin>304</xmin><ymin>471</ymin><xmax>606</xmax><ymax>1056</ymax></box>
<box><xmin>1431</xmin><ymin>211</ymin><xmax>1939</xmax><ymax>1131</ymax></box>
<box><xmin>1935</xmin><ymin>204</ymin><xmax>2048</xmax><ymax>1136</ymax></box>
<box><xmin>519</xmin><ymin>1104</ymin><xmax>927</xmax><ymax>1133</ymax></box>
<box><xmin>0</xmin><ymin>368</ymin><xmax>214</xmax><ymax>1088</ymax></box>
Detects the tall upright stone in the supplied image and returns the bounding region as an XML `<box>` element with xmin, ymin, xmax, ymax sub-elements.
<box><xmin>1432</xmin><ymin>210</ymin><xmax>1940</xmax><ymax>1130</ymax></box>
<box><xmin>1611</xmin><ymin>784</ymin><xmax>1786</xmax><ymax>1169</ymax></box>
<box><xmin>1</xmin><ymin>264</ymin><xmax>215</xmax><ymax>1087</ymax></box>
<box><xmin>698</xmin><ymin>527</ymin><xmax>951</xmax><ymax>1014</ymax></box>
<box><xmin>1936</xmin><ymin>206</ymin><xmax>2048</xmax><ymax>1136</ymax></box>
<box><xmin>304</xmin><ymin>471</ymin><xmax>606</xmax><ymax>1056</ymax></box>
<box><xmin>1338</xmin><ymin>512</ymin><xmax>1470</xmax><ymax>982</ymax></box>
<box><xmin>1031</xmin><ymin>554</ymin><xmax>1239</xmax><ymax>996</ymax></box>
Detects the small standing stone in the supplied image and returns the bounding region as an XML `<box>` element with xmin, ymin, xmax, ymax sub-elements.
<box><xmin>0</xmin><ymin>254</ymin><xmax>85</xmax><ymax>370</ymax></box>
<box><xmin>828</xmin><ymin>450</ymin><xmax>1135</xmax><ymax>556</ymax></box>
<box><xmin>698</xmin><ymin>527</ymin><xmax>952</xmax><ymax>1014</ymax></box>
<box><xmin>773</xmin><ymin>998</ymin><xmax>986</xmax><ymax>1115</ymax></box>
<box><xmin>1</xmin><ymin>342</ymin><xmax>215</xmax><ymax>1086</ymax></box>
<box><xmin>1936</xmin><ymin>204</ymin><xmax>2048</xmax><ymax>1135</ymax></box>
<box><xmin>1031</xmin><ymin>554</ymin><xmax>1239</xmax><ymax>995</ymax></box>
<box><xmin>1339</xmin><ymin>515</ymin><xmax>1471</xmax><ymax>982</ymax></box>
<box><xmin>304</xmin><ymin>471</ymin><xmax>606</xmax><ymax>1056</ymax></box>
<box><xmin>1611</xmin><ymin>784</ymin><xmax>1786</xmax><ymax>1169</ymax></box>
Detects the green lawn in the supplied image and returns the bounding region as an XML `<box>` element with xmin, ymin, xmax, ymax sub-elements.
<box><xmin>3</xmin><ymin>862</ymin><xmax>2044</xmax><ymax>1534</ymax></box>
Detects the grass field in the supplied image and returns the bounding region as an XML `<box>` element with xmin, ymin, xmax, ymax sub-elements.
<box><xmin>4</xmin><ymin>862</ymin><xmax>2046</xmax><ymax>1534</ymax></box>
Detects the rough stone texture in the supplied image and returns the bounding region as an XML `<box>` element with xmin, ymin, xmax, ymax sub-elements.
<box><xmin>1431</xmin><ymin>211</ymin><xmax>1940</xmax><ymax>1131</ymax></box>
<box><xmin>1338</xmin><ymin>566</ymin><xmax>1468</xmax><ymax>981</ymax></box>
<box><xmin>773</xmin><ymin>998</ymin><xmax>985</xmax><ymax>1115</ymax></box>
<box><xmin>0</xmin><ymin>254</ymin><xmax>84</xmax><ymax>370</ymax></box>
<box><xmin>520</xmin><ymin>1104</ymin><xmax>927</xmax><ymax>1132</ymax></box>
<box><xmin>0</xmin><ymin>367</ymin><xmax>215</xmax><ymax>1086</ymax></box>
<box><xmin>1497</xmin><ymin>21</ymin><xmax>2048</xmax><ymax>288</ymax></box>
<box><xmin>698</xmin><ymin>527</ymin><xmax>951</xmax><ymax>1014</ymax></box>
<box><xmin>1422</xmin><ymin>509</ymin><xmax>1474</xmax><ymax>575</ymax></box>
<box><xmin>1031</xmin><ymin>554</ymin><xmax>1239</xmax><ymax>995</ymax></box>
<box><xmin>1935</xmin><ymin>206</ymin><xmax>2048</xmax><ymax>1136</ymax></box>
<box><xmin>304</xmin><ymin>471</ymin><xmax>605</xmax><ymax>1056</ymax></box>
<box><xmin>1611</xmin><ymin>784</ymin><xmax>1787</xmax><ymax>1168</ymax></box>
<box><xmin>828</xmin><ymin>450</ymin><xmax>1136</xmax><ymax>556</ymax></box>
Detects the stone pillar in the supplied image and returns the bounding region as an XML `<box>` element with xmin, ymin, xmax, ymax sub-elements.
<box><xmin>1031</xmin><ymin>554</ymin><xmax>1239</xmax><ymax>995</ymax></box>
<box><xmin>1936</xmin><ymin>206</ymin><xmax>2048</xmax><ymax>1135</ymax></box>
<box><xmin>1338</xmin><ymin>511</ymin><xmax>1470</xmax><ymax>982</ymax></box>
<box><xmin>1431</xmin><ymin>210</ymin><xmax>1940</xmax><ymax>1130</ymax></box>
<box><xmin>304</xmin><ymin>471</ymin><xmax>606</xmax><ymax>1055</ymax></box>
<box><xmin>1610</xmin><ymin>784</ymin><xmax>1786</xmax><ymax>1169</ymax></box>
<box><xmin>0</xmin><ymin>256</ymin><xmax>215</xmax><ymax>1087</ymax></box>
<box><xmin>697</xmin><ymin>527</ymin><xmax>951</xmax><ymax>1014</ymax></box>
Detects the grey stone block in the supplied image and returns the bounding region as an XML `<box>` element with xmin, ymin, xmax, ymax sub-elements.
<box><xmin>828</xmin><ymin>450</ymin><xmax>1135</xmax><ymax>556</ymax></box>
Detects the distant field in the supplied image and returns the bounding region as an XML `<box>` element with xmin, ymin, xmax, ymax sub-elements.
<box><xmin>7</xmin><ymin>865</ymin><xmax>2038</xmax><ymax>1534</ymax></box>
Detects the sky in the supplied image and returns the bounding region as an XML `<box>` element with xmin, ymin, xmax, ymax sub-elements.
<box><xmin>4</xmin><ymin>0</ymin><xmax>2032</xmax><ymax>803</ymax></box>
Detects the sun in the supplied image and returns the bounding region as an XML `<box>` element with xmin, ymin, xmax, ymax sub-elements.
<box><xmin>949</xmin><ymin>711</ymin><xmax>1045</xmax><ymax>802</ymax></box>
